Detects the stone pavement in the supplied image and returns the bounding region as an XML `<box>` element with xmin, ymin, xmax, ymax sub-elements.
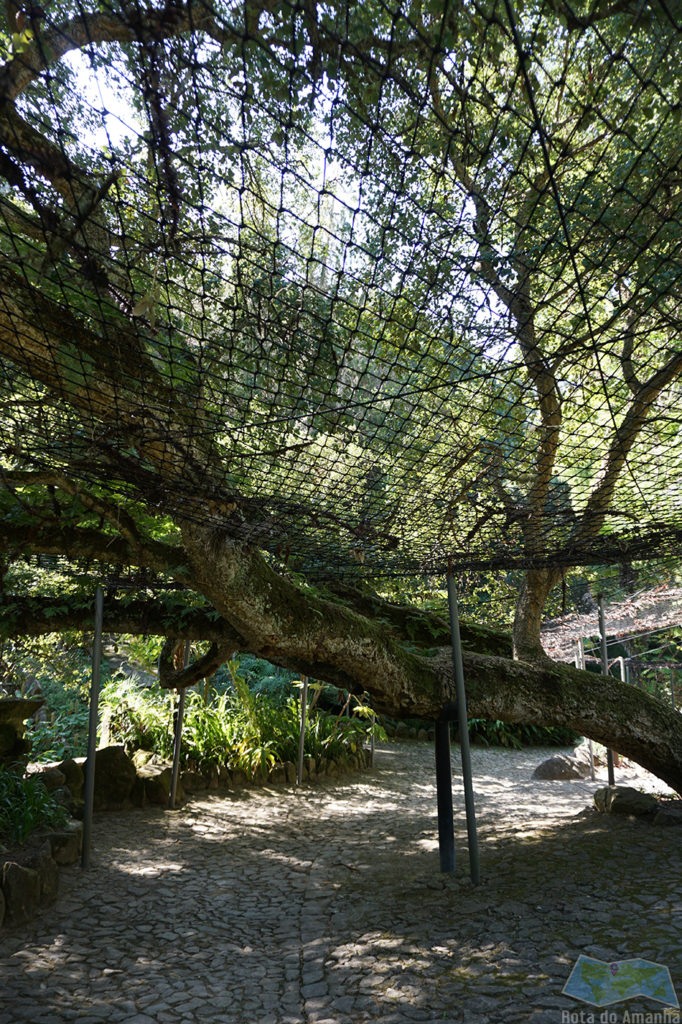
<box><xmin>1</xmin><ymin>742</ymin><xmax>681</xmax><ymax>1024</ymax></box>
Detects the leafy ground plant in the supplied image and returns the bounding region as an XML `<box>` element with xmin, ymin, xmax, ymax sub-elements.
<box><xmin>101</xmin><ymin>659</ymin><xmax>379</xmax><ymax>779</ymax></box>
<box><xmin>0</xmin><ymin>768</ymin><xmax>68</xmax><ymax>847</ymax></box>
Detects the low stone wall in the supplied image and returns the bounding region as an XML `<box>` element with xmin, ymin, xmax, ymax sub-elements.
<box><xmin>0</xmin><ymin>822</ymin><xmax>82</xmax><ymax>929</ymax></box>
<box><xmin>27</xmin><ymin>743</ymin><xmax>373</xmax><ymax>815</ymax></box>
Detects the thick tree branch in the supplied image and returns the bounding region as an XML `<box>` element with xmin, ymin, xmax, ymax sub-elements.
<box><xmin>2</xmin><ymin>469</ymin><xmax>150</xmax><ymax>554</ymax></box>
<box><xmin>177</xmin><ymin>521</ymin><xmax>682</xmax><ymax>790</ymax></box>
<box><xmin>0</xmin><ymin>593</ymin><xmax>241</xmax><ymax>644</ymax></box>
<box><xmin>0</xmin><ymin>519</ymin><xmax>185</xmax><ymax>575</ymax></box>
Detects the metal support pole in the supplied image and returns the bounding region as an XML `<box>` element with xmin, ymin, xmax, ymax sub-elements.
<box><xmin>296</xmin><ymin>676</ymin><xmax>309</xmax><ymax>786</ymax></box>
<box><xmin>169</xmin><ymin>640</ymin><xmax>190</xmax><ymax>810</ymax></box>
<box><xmin>82</xmin><ymin>585</ymin><xmax>104</xmax><ymax>870</ymax></box>
<box><xmin>598</xmin><ymin>594</ymin><xmax>615</xmax><ymax>786</ymax></box>
<box><xmin>369</xmin><ymin>714</ymin><xmax>375</xmax><ymax>768</ymax></box>
<box><xmin>575</xmin><ymin>639</ymin><xmax>595</xmax><ymax>781</ymax></box>
<box><xmin>447</xmin><ymin>573</ymin><xmax>480</xmax><ymax>885</ymax></box>
<box><xmin>435</xmin><ymin>717</ymin><xmax>455</xmax><ymax>873</ymax></box>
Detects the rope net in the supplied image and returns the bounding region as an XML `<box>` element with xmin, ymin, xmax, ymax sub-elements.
<box><xmin>0</xmin><ymin>0</ymin><xmax>680</xmax><ymax>589</ymax></box>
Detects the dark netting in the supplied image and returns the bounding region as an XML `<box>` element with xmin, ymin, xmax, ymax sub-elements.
<box><xmin>0</xmin><ymin>0</ymin><xmax>681</xmax><ymax>588</ymax></box>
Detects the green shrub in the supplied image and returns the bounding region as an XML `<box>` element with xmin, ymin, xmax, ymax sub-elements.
<box><xmin>467</xmin><ymin>718</ymin><xmax>581</xmax><ymax>749</ymax></box>
<box><xmin>100</xmin><ymin>674</ymin><xmax>174</xmax><ymax>758</ymax></box>
<box><xmin>100</xmin><ymin>660</ymin><xmax>378</xmax><ymax>778</ymax></box>
<box><xmin>0</xmin><ymin>769</ymin><xmax>68</xmax><ymax>846</ymax></box>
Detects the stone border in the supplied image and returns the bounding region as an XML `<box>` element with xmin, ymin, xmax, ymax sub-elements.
<box><xmin>0</xmin><ymin>821</ymin><xmax>82</xmax><ymax>929</ymax></box>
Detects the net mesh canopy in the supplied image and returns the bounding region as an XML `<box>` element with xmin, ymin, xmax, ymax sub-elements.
<box><xmin>0</xmin><ymin>0</ymin><xmax>681</xmax><ymax>586</ymax></box>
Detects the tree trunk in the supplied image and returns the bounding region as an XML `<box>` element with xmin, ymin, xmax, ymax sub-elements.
<box><xmin>512</xmin><ymin>567</ymin><xmax>560</xmax><ymax>662</ymax></box>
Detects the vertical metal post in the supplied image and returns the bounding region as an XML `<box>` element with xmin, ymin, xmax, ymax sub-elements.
<box><xmin>169</xmin><ymin>640</ymin><xmax>190</xmax><ymax>809</ymax></box>
<box><xmin>296</xmin><ymin>676</ymin><xmax>309</xmax><ymax>786</ymax></box>
<box><xmin>446</xmin><ymin>573</ymin><xmax>480</xmax><ymax>885</ymax></box>
<box><xmin>575</xmin><ymin>639</ymin><xmax>595</xmax><ymax>781</ymax></box>
<box><xmin>598</xmin><ymin>594</ymin><xmax>615</xmax><ymax>786</ymax></box>
<box><xmin>435</xmin><ymin>717</ymin><xmax>455</xmax><ymax>873</ymax></box>
<box><xmin>82</xmin><ymin>585</ymin><xmax>104</xmax><ymax>870</ymax></box>
<box><xmin>369</xmin><ymin>714</ymin><xmax>375</xmax><ymax>768</ymax></box>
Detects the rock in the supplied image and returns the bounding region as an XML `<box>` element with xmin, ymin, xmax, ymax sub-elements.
<box><xmin>268</xmin><ymin>765</ymin><xmax>287</xmax><ymax>785</ymax></box>
<box><xmin>609</xmin><ymin>786</ymin><xmax>659</xmax><ymax>816</ymax></box>
<box><xmin>653</xmin><ymin>805</ymin><xmax>682</xmax><ymax>826</ymax></box>
<box><xmin>85</xmin><ymin>746</ymin><xmax>137</xmax><ymax>811</ymax></box>
<box><xmin>230</xmin><ymin>768</ymin><xmax>249</xmax><ymax>788</ymax></box>
<box><xmin>27</xmin><ymin>765</ymin><xmax>66</xmax><ymax>792</ymax></box>
<box><xmin>0</xmin><ymin>698</ymin><xmax>44</xmax><ymax>765</ymax></box>
<box><xmin>572</xmin><ymin>742</ymin><xmax>603</xmax><ymax>770</ymax></box>
<box><xmin>29</xmin><ymin>841</ymin><xmax>59</xmax><ymax>905</ymax></box>
<box><xmin>137</xmin><ymin>764</ymin><xmax>183</xmax><ymax>806</ymax></box>
<box><xmin>2</xmin><ymin>861</ymin><xmax>41</xmax><ymax>925</ymax></box>
<box><xmin>533</xmin><ymin>754</ymin><xmax>589</xmax><ymax>780</ymax></box>
<box><xmin>0</xmin><ymin>724</ymin><xmax>18</xmax><ymax>756</ymax></box>
<box><xmin>49</xmin><ymin>823</ymin><xmax>83</xmax><ymax>865</ymax></box>
<box><xmin>56</xmin><ymin>758</ymin><xmax>83</xmax><ymax>801</ymax></box>
<box><xmin>130</xmin><ymin>776</ymin><xmax>146</xmax><ymax>808</ymax></box>
<box><xmin>131</xmin><ymin>749</ymin><xmax>155</xmax><ymax>770</ymax></box>
<box><xmin>50</xmin><ymin>786</ymin><xmax>73</xmax><ymax>807</ymax></box>
<box><xmin>180</xmin><ymin>770</ymin><xmax>208</xmax><ymax>793</ymax></box>
<box><xmin>0</xmin><ymin>698</ymin><xmax>44</xmax><ymax>733</ymax></box>
<box><xmin>594</xmin><ymin>785</ymin><xmax>659</xmax><ymax>817</ymax></box>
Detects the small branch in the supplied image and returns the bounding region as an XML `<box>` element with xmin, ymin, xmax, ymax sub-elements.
<box><xmin>158</xmin><ymin>637</ymin><xmax>237</xmax><ymax>689</ymax></box>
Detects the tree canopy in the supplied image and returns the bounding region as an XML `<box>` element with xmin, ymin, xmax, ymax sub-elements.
<box><xmin>1</xmin><ymin>0</ymin><xmax>682</xmax><ymax>787</ymax></box>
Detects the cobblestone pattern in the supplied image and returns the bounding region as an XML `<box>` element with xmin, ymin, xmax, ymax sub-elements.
<box><xmin>1</xmin><ymin>743</ymin><xmax>680</xmax><ymax>1024</ymax></box>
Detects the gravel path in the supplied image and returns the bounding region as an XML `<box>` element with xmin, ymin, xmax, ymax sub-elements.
<box><xmin>1</xmin><ymin>742</ymin><xmax>680</xmax><ymax>1024</ymax></box>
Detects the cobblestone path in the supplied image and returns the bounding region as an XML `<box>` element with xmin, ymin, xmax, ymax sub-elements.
<box><xmin>1</xmin><ymin>742</ymin><xmax>680</xmax><ymax>1024</ymax></box>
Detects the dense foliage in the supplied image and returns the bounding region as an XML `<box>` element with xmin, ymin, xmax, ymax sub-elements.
<box><xmin>0</xmin><ymin>768</ymin><xmax>68</xmax><ymax>847</ymax></box>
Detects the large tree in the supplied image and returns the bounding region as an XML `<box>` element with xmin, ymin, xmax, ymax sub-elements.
<box><xmin>1</xmin><ymin>0</ymin><xmax>682</xmax><ymax>788</ymax></box>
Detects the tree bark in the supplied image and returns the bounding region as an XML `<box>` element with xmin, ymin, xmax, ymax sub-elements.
<box><xmin>512</xmin><ymin>567</ymin><xmax>560</xmax><ymax>662</ymax></box>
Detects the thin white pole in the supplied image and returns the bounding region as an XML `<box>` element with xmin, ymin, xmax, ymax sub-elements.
<box><xmin>296</xmin><ymin>676</ymin><xmax>309</xmax><ymax>785</ymax></box>
<box><xmin>575</xmin><ymin>639</ymin><xmax>595</xmax><ymax>781</ymax></box>
<box><xmin>598</xmin><ymin>595</ymin><xmax>615</xmax><ymax>786</ymax></box>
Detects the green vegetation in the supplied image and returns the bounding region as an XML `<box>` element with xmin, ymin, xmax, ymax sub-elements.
<box><xmin>467</xmin><ymin>720</ymin><xmax>580</xmax><ymax>750</ymax></box>
<box><xmin>2</xmin><ymin>635</ymin><xmax>380</xmax><ymax>777</ymax></box>
<box><xmin>1</xmin><ymin>635</ymin><xmax>105</xmax><ymax>762</ymax></box>
<box><xmin>100</xmin><ymin>659</ymin><xmax>380</xmax><ymax>777</ymax></box>
<box><xmin>0</xmin><ymin>768</ymin><xmax>68</xmax><ymax>847</ymax></box>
